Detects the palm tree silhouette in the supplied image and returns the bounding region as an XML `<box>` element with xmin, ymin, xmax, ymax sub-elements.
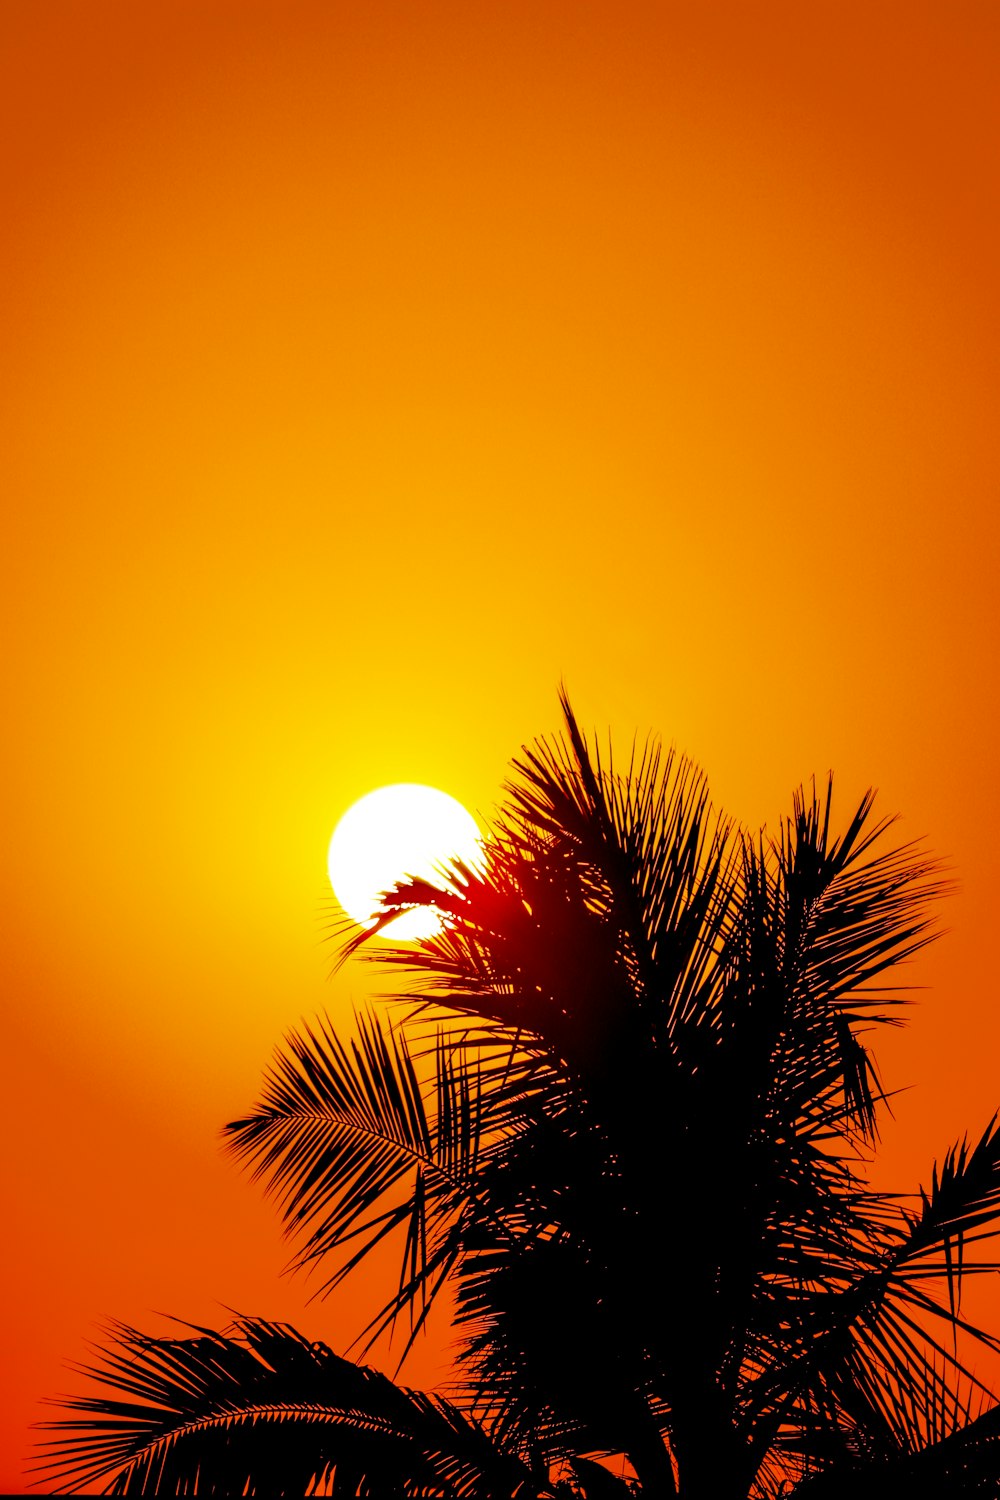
<box><xmin>36</xmin><ymin>693</ymin><xmax>1000</xmax><ymax>1496</ymax></box>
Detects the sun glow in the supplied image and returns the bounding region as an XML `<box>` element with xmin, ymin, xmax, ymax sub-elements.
<box><xmin>327</xmin><ymin>784</ymin><xmax>484</xmax><ymax>940</ymax></box>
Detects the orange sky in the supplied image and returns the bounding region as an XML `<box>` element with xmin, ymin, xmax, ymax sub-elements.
<box><xmin>2</xmin><ymin>2</ymin><xmax>999</xmax><ymax>1490</ymax></box>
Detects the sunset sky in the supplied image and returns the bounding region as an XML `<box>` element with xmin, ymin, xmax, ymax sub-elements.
<box><xmin>2</xmin><ymin>2</ymin><xmax>998</xmax><ymax>1490</ymax></box>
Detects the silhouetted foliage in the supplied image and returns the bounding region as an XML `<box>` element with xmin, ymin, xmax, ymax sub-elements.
<box><xmin>36</xmin><ymin>693</ymin><xmax>1000</xmax><ymax>1496</ymax></box>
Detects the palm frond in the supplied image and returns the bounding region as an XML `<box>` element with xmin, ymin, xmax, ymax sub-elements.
<box><xmin>224</xmin><ymin>1010</ymin><xmax>522</xmax><ymax>1346</ymax></box>
<box><xmin>789</xmin><ymin>1392</ymin><xmax>1000</xmax><ymax>1496</ymax></box>
<box><xmin>34</xmin><ymin>1315</ymin><xmax>546</xmax><ymax>1497</ymax></box>
<box><xmin>736</xmin><ymin>1116</ymin><xmax>1000</xmax><ymax>1483</ymax></box>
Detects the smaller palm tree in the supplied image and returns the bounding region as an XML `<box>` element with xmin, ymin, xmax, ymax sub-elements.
<box><xmin>34</xmin><ymin>695</ymin><xmax>1000</xmax><ymax>1496</ymax></box>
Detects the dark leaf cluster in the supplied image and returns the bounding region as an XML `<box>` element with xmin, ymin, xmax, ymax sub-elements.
<box><xmin>35</xmin><ymin>694</ymin><xmax>1000</xmax><ymax>1498</ymax></box>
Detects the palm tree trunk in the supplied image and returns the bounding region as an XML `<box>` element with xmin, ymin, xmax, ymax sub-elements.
<box><xmin>626</xmin><ymin>1429</ymin><xmax>677</xmax><ymax>1497</ymax></box>
<box><xmin>667</xmin><ymin>1375</ymin><xmax>751</xmax><ymax>1500</ymax></box>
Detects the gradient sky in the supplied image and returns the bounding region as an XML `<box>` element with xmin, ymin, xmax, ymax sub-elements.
<box><xmin>2</xmin><ymin>2</ymin><xmax>999</xmax><ymax>1490</ymax></box>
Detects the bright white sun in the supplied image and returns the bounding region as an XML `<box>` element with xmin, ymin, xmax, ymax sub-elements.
<box><xmin>327</xmin><ymin>783</ymin><xmax>484</xmax><ymax>941</ymax></box>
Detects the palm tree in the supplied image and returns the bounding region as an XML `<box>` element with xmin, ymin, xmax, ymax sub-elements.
<box><xmin>35</xmin><ymin>693</ymin><xmax>1000</xmax><ymax>1496</ymax></box>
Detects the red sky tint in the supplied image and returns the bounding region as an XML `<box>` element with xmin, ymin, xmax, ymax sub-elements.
<box><xmin>2</xmin><ymin>2</ymin><xmax>998</xmax><ymax>1490</ymax></box>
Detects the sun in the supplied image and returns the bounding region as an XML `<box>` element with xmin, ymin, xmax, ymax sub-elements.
<box><xmin>327</xmin><ymin>783</ymin><xmax>484</xmax><ymax>940</ymax></box>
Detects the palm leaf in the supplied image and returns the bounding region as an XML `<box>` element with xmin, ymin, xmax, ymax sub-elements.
<box><xmin>737</xmin><ymin>1116</ymin><xmax>1000</xmax><ymax>1485</ymax></box>
<box><xmin>789</xmin><ymin>1391</ymin><xmax>1000</xmax><ymax>1496</ymax></box>
<box><xmin>34</xmin><ymin>1314</ymin><xmax>547</xmax><ymax>1497</ymax></box>
<box><xmin>223</xmin><ymin>1009</ymin><xmax>527</xmax><ymax>1350</ymax></box>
